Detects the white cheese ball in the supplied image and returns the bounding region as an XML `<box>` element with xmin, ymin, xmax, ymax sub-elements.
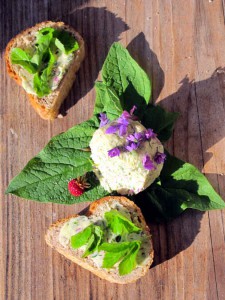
<box><xmin>90</xmin><ymin>120</ymin><xmax>164</xmax><ymax>195</ymax></box>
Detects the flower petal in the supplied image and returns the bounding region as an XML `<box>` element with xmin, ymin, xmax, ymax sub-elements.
<box><xmin>99</xmin><ymin>113</ymin><xmax>109</xmax><ymax>127</ymax></box>
<box><xmin>108</xmin><ymin>147</ymin><xmax>121</xmax><ymax>157</ymax></box>
<box><xmin>142</xmin><ymin>155</ymin><xmax>156</xmax><ymax>170</ymax></box>
<box><xmin>105</xmin><ymin>124</ymin><xmax>120</xmax><ymax>134</ymax></box>
<box><xmin>129</xmin><ymin>105</ymin><xmax>137</xmax><ymax>115</ymax></box>
<box><xmin>125</xmin><ymin>142</ymin><xmax>139</xmax><ymax>152</ymax></box>
<box><xmin>154</xmin><ymin>152</ymin><xmax>166</xmax><ymax>164</ymax></box>
<box><xmin>119</xmin><ymin>124</ymin><xmax>128</xmax><ymax>136</ymax></box>
<box><xmin>145</xmin><ymin>129</ymin><xmax>157</xmax><ymax>139</ymax></box>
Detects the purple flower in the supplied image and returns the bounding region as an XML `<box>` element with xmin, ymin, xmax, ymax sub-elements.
<box><xmin>125</xmin><ymin>132</ymin><xmax>144</xmax><ymax>152</ymax></box>
<box><xmin>127</xmin><ymin>132</ymin><xmax>144</xmax><ymax>143</ymax></box>
<box><xmin>154</xmin><ymin>152</ymin><xmax>166</xmax><ymax>164</ymax></box>
<box><xmin>99</xmin><ymin>113</ymin><xmax>109</xmax><ymax>127</ymax></box>
<box><xmin>106</xmin><ymin>116</ymin><xmax>129</xmax><ymax>136</ymax></box>
<box><xmin>105</xmin><ymin>123</ymin><xmax>120</xmax><ymax>134</ymax></box>
<box><xmin>145</xmin><ymin>128</ymin><xmax>157</xmax><ymax>139</ymax></box>
<box><xmin>125</xmin><ymin>142</ymin><xmax>140</xmax><ymax>152</ymax></box>
<box><xmin>105</xmin><ymin>106</ymin><xmax>138</xmax><ymax>137</ymax></box>
<box><xmin>119</xmin><ymin>105</ymin><xmax>137</xmax><ymax>121</ymax></box>
<box><xmin>130</xmin><ymin>105</ymin><xmax>137</xmax><ymax>115</ymax></box>
<box><xmin>142</xmin><ymin>155</ymin><xmax>156</xmax><ymax>171</ymax></box>
<box><xmin>108</xmin><ymin>147</ymin><xmax>121</xmax><ymax>157</ymax></box>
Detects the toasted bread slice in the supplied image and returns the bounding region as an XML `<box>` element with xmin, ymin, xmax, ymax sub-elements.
<box><xmin>45</xmin><ymin>196</ymin><xmax>154</xmax><ymax>284</ymax></box>
<box><xmin>5</xmin><ymin>21</ymin><xmax>85</xmax><ymax>120</ymax></box>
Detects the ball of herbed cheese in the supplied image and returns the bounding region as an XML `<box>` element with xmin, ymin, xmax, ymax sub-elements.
<box><xmin>90</xmin><ymin>118</ymin><xmax>165</xmax><ymax>195</ymax></box>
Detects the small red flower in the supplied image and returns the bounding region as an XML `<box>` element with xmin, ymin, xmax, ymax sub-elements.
<box><xmin>68</xmin><ymin>176</ymin><xmax>90</xmax><ymax>197</ymax></box>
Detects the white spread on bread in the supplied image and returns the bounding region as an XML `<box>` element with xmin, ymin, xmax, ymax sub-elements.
<box><xmin>58</xmin><ymin>201</ymin><xmax>151</xmax><ymax>270</ymax></box>
<box><xmin>18</xmin><ymin>46</ymin><xmax>74</xmax><ymax>96</ymax></box>
<box><xmin>90</xmin><ymin>120</ymin><xmax>164</xmax><ymax>194</ymax></box>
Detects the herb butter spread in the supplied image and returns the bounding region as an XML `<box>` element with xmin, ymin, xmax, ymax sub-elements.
<box><xmin>19</xmin><ymin>51</ymin><xmax>74</xmax><ymax>95</ymax></box>
<box><xmin>58</xmin><ymin>201</ymin><xmax>151</xmax><ymax>274</ymax></box>
<box><xmin>90</xmin><ymin>119</ymin><xmax>164</xmax><ymax>195</ymax></box>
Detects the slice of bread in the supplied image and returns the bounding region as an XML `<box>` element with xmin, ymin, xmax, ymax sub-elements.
<box><xmin>45</xmin><ymin>196</ymin><xmax>154</xmax><ymax>284</ymax></box>
<box><xmin>5</xmin><ymin>21</ymin><xmax>85</xmax><ymax>120</ymax></box>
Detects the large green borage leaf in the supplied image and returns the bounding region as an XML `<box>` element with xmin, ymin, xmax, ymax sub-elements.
<box><xmin>6</xmin><ymin>117</ymin><xmax>109</xmax><ymax>204</ymax></box>
<box><xmin>135</xmin><ymin>152</ymin><xmax>225</xmax><ymax>221</ymax></box>
<box><xmin>102</xmin><ymin>42</ymin><xmax>151</xmax><ymax>117</ymax></box>
<box><xmin>142</xmin><ymin>104</ymin><xmax>180</xmax><ymax>142</ymax></box>
<box><xmin>94</xmin><ymin>82</ymin><xmax>123</xmax><ymax>120</ymax></box>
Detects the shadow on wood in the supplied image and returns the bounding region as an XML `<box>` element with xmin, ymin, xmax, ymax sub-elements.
<box><xmin>59</xmin><ymin>7</ymin><xmax>129</xmax><ymax>116</ymax></box>
<box><xmin>160</xmin><ymin>68</ymin><xmax>225</xmax><ymax>174</ymax></box>
<box><xmin>127</xmin><ymin>32</ymin><xmax>165</xmax><ymax>102</ymax></box>
<box><xmin>150</xmin><ymin>210</ymin><xmax>203</xmax><ymax>268</ymax></box>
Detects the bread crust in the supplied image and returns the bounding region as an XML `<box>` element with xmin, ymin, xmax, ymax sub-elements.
<box><xmin>45</xmin><ymin>196</ymin><xmax>154</xmax><ymax>284</ymax></box>
<box><xmin>5</xmin><ymin>21</ymin><xmax>85</xmax><ymax>120</ymax></box>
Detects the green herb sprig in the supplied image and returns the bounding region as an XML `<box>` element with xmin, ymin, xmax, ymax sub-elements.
<box><xmin>70</xmin><ymin>210</ymin><xmax>143</xmax><ymax>275</ymax></box>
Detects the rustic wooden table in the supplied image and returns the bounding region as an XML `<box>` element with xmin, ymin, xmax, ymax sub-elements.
<box><xmin>1</xmin><ymin>0</ymin><xmax>225</xmax><ymax>299</ymax></box>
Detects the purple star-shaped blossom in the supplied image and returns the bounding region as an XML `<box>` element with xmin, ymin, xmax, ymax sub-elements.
<box><xmin>105</xmin><ymin>123</ymin><xmax>120</xmax><ymax>134</ymax></box>
<box><xmin>119</xmin><ymin>105</ymin><xmax>137</xmax><ymax>121</ymax></box>
<box><xmin>142</xmin><ymin>155</ymin><xmax>156</xmax><ymax>171</ymax></box>
<box><xmin>125</xmin><ymin>132</ymin><xmax>144</xmax><ymax>152</ymax></box>
<box><xmin>108</xmin><ymin>147</ymin><xmax>121</xmax><ymax>157</ymax></box>
<box><xmin>106</xmin><ymin>116</ymin><xmax>129</xmax><ymax>136</ymax></box>
<box><xmin>125</xmin><ymin>142</ymin><xmax>140</xmax><ymax>152</ymax></box>
<box><xmin>127</xmin><ymin>132</ymin><xmax>144</xmax><ymax>143</ymax></box>
<box><xmin>105</xmin><ymin>106</ymin><xmax>138</xmax><ymax>136</ymax></box>
<box><xmin>145</xmin><ymin>129</ymin><xmax>157</xmax><ymax>140</ymax></box>
<box><xmin>154</xmin><ymin>152</ymin><xmax>166</xmax><ymax>164</ymax></box>
<box><xmin>99</xmin><ymin>113</ymin><xmax>109</xmax><ymax>127</ymax></box>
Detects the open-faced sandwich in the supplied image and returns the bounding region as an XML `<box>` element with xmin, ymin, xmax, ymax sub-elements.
<box><xmin>5</xmin><ymin>21</ymin><xmax>85</xmax><ymax>120</ymax></box>
<box><xmin>45</xmin><ymin>196</ymin><xmax>153</xmax><ymax>284</ymax></box>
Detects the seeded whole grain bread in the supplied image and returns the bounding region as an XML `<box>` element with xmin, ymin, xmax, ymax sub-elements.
<box><xmin>5</xmin><ymin>21</ymin><xmax>85</xmax><ymax>120</ymax></box>
<box><xmin>45</xmin><ymin>196</ymin><xmax>154</xmax><ymax>284</ymax></box>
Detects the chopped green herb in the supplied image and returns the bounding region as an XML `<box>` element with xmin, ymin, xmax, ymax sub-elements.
<box><xmin>71</xmin><ymin>226</ymin><xmax>92</xmax><ymax>249</ymax></box>
<box><xmin>119</xmin><ymin>241</ymin><xmax>141</xmax><ymax>275</ymax></box>
<box><xmin>100</xmin><ymin>241</ymin><xmax>141</xmax><ymax>275</ymax></box>
<box><xmin>104</xmin><ymin>210</ymin><xmax>141</xmax><ymax>235</ymax></box>
<box><xmin>70</xmin><ymin>224</ymin><xmax>103</xmax><ymax>258</ymax></box>
<box><xmin>11</xmin><ymin>48</ymin><xmax>38</xmax><ymax>74</ymax></box>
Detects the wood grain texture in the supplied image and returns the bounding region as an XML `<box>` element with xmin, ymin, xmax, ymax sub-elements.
<box><xmin>1</xmin><ymin>0</ymin><xmax>225</xmax><ymax>299</ymax></box>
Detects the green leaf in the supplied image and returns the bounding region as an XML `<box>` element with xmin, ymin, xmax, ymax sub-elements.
<box><xmin>71</xmin><ymin>226</ymin><xmax>92</xmax><ymax>249</ymax></box>
<box><xmin>6</xmin><ymin>117</ymin><xmax>109</xmax><ymax>204</ymax></box>
<box><xmin>82</xmin><ymin>233</ymin><xmax>95</xmax><ymax>257</ymax></box>
<box><xmin>94</xmin><ymin>82</ymin><xmax>123</xmax><ymax>120</ymax></box>
<box><xmin>55</xmin><ymin>31</ymin><xmax>79</xmax><ymax>54</ymax></box>
<box><xmin>102</xmin><ymin>43</ymin><xmax>151</xmax><ymax>117</ymax></box>
<box><xmin>119</xmin><ymin>242</ymin><xmax>141</xmax><ymax>275</ymax></box>
<box><xmin>142</xmin><ymin>104</ymin><xmax>179</xmax><ymax>142</ymax></box>
<box><xmin>78</xmin><ymin>224</ymin><xmax>103</xmax><ymax>257</ymax></box>
<box><xmin>10</xmin><ymin>48</ymin><xmax>38</xmax><ymax>74</ymax></box>
<box><xmin>33</xmin><ymin>73</ymin><xmax>51</xmax><ymax>97</ymax></box>
<box><xmin>102</xmin><ymin>249</ymin><xmax>128</xmax><ymax>269</ymax></box>
<box><xmin>160</xmin><ymin>152</ymin><xmax>225</xmax><ymax>210</ymax></box>
<box><xmin>100</xmin><ymin>241</ymin><xmax>133</xmax><ymax>252</ymax></box>
<box><xmin>101</xmin><ymin>241</ymin><xmax>140</xmax><ymax>272</ymax></box>
<box><xmin>136</xmin><ymin>152</ymin><xmax>225</xmax><ymax>221</ymax></box>
<box><xmin>104</xmin><ymin>210</ymin><xmax>141</xmax><ymax>235</ymax></box>
<box><xmin>33</xmin><ymin>48</ymin><xmax>56</xmax><ymax>97</ymax></box>
<box><xmin>83</xmin><ymin>225</ymin><xmax>103</xmax><ymax>257</ymax></box>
